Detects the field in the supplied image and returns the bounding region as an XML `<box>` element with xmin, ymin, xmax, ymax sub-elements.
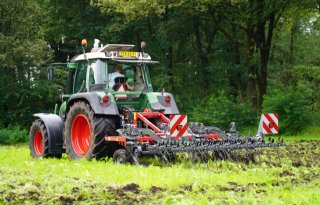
<box><xmin>0</xmin><ymin>136</ymin><xmax>319</xmax><ymax>205</ymax></box>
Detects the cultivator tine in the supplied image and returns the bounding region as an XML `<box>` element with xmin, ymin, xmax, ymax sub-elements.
<box><xmin>212</xmin><ymin>150</ymin><xmax>218</xmax><ymax>161</ymax></box>
<box><xmin>201</xmin><ymin>150</ymin><xmax>210</xmax><ymax>163</ymax></box>
<box><xmin>257</xmin><ymin>148</ymin><xmax>262</xmax><ymax>163</ymax></box>
<box><xmin>230</xmin><ymin>149</ymin><xmax>238</xmax><ymax>161</ymax></box>
<box><xmin>190</xmin><ymin>150</ymin><xmax>199</xmax><ymax>163</ymax></box>
<box><xmin>132</xmin><ymin>156</ymin><xmax>140</xmax><ymax>165</ymax></box>
<box><xmin>138</xmin><ymin>134</ymin><xmax>285</xmax><ymax>165</ymax></box>
<box><xmin>265</xmin><ymin>147</ymin><xmax>272</xmax><ymax>164</ymax></box>
<box><xmin>217</xmin><ymin>150</ymin><xmax>225</xmax><ymax>160</ymax></box>
<box><xmin>154</xmin><ymin>154</ymin><xmax>160</xmax><ymax>163</ymax></box>
<box><xmin>161</xmin><ymin>154</ymin><xmax>170</xmax><ymax>164</ymax></box>
<box><xmin>275</xmin><ymin>145</ymin><xmax>281</xmax><ymax>164</ymax></box>
<box><xmin>245</xmin><ymin>148</ymin><xmax>252</xmax><ymax>163</ymax></box>
<box><xmin>192</xmin><ymin>151</ymin><xmax>200</xmax><ymax>163</ymax></box>
<box><xmin>197</xmin><ymin>150</ymin><xmax>207</xmax><ymax>163</ymax></box>
<box><xmin>128</xmin><ymin>150</ymin><xmax>140</xmax><ymax>165</ymax></box>
<box><xmin>224</xmin><ymin>149</ymin><xmax>231</xmax><ymax>160</ymax></box>
<box><xmin>183</xmin><ymin>149</ymin><xmax>193</xmax><ymax>162</ymax></box>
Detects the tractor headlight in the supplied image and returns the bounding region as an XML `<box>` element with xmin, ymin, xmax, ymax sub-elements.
<box><xmin>100</xmin><ymin>95</ymin><xmax>110</xmax><ymax>106</ymax></box>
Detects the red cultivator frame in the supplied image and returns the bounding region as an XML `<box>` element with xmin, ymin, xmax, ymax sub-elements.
<box><xmin>105</xmin><ymin>110</ymin><xmax>285</xmax><ymax>164</ymax></box>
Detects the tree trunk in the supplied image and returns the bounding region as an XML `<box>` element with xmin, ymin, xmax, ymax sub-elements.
<box><xmin>247</xmin><ymin>0</ymin><xmax>257</xmax><ymax>107</ymax></box>
<box><xmin>193</xmin><ymin>16</ymin><xmax>209</xmax><ymax>93</ymax></box>
<box><xmin>289</xmin><ymin>18</ymin><xmax>298</xmax><ymax>64</ymax></box>
<box><xmin>234</xmin><ymin>45</ymin><xmax>244</xmax><ymax>101</ymax></box>
<box><xmin>258</xmin><ymin>10</ymin><xmax>275</xmax><ymax>109</ymax></box>
<box><xmin>166</xmin><ymin>46</ymin><xmax>174</xmax><ymax>91</ymax></box>
<box><xmin>136</xmin><ymin>31</ymin><xmax>141</xmax><ymax>52</ymax></box>
<box><xmin>164</xmin><ymin>5</ymin><xmax>174</xmax><ymax>92</ymax></box>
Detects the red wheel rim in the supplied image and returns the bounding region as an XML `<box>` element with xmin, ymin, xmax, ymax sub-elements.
<box><xmin>71</xmin><ymin>114</ymin><xmax>91</xmax><ymax>156</ymax></box>
<box><xmin>34</xmin><ymin>131</ymin><xmax>43</xmax><ymax>156</ymax></box>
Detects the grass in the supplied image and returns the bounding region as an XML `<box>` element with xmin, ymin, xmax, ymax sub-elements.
<box><xmin>0</xmin><ymin>135</ymin><xmax>319</xmax><ymax>204</ymax></box>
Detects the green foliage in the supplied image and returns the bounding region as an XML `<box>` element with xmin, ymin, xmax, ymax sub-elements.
<box><xmin>0</xmin><ymin>126</ymin><xmax>28</xmax><ymax>145</ymax></box>
<box><xmin>0</xmin><ymin>0</ymin><xmax>55</xmax><ymax>128</ymax></box>
<box><xmin>44</xmin><ymin>0</ymin><xmax>111</xmax><ymax>60</ymax></box>
<box><xmin>263</xmin><ymin>88</ymin><xmax>310</xmax><ymax>134</ymax></box>
<box><xmin>291</xmin><ymin>65</ymin><xmax>320</xmax><ymax>116</ymax></box>
<box><xmin>191</xmin><ymin>92</ymin><xmax>257</xmax><ymax>130</ymax></box>
<box><xmin>0</xmin><ymin>0</ymin><xmax>319</xmax><ymax>134</ymax></box>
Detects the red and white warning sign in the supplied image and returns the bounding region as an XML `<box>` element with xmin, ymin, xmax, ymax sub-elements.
<box><xmin>115</xmin><ymin>84</ymin><xmax>127</xmax><ymax>100</ymax></box>
<box><xmin>257</xmin><ymin>113</ymin><xmax>279</xmax><ymax>135</ymax></box>
<box><xmin>170</xmin><ymin>115</ymin><xmax>188</xmax><ymax>137</ymax></box>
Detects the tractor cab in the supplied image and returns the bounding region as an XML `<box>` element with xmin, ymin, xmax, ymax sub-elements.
<box><xmin>73</xmin><ymin>59</ymin><xmax>153</xmax><ymax>93</ymax></box>
<box><xmin>72</xmin><ymin>44</ymin><xmax>157</xmax><ymax>93</ymax></box>
<box><xmin>58</xmin><ymin>40</ymin><xmax>179</xmax><ymax>118</ymax></box>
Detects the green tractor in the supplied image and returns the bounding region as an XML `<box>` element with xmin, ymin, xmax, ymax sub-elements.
<box><xmin>29</xmin><ymin>40</ymin><xmax>284</xmax><ymax>163</ymax></box>
<box><xmin>29</xmin><ymin>40</ymin><xmax>179</xmax><ymax>161</ymax></box>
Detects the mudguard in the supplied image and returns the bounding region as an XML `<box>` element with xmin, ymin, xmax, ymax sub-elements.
<box><xmin>67</xmin><ymin>92</ymin><xmax>119</xmax><ymax>115</ymax></box>
<box><xmin>147</xmin><ymin>93</ymin><xmax>180</xmax><ymax>114</ymax></box>
<box><xmin>34</xmin><ymin>113</ymin><xmax>64</xmax><ymax>154</ymax></box>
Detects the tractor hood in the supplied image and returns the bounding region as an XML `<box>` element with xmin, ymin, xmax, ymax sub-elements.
<box><xmin>110</xmin><ymin>91</ymin><xmax>179</xmax><ymax>115</ymax></box>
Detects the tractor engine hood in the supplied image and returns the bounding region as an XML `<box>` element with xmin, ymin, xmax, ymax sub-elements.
<box><xmin>146</xmin><ymin>92</ymin><xmax>179</xmax><ymax>115</ymax></box>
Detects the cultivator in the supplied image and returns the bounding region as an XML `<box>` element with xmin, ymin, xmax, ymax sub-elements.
<box><xmin>106</xmin><ymin>110</ymin><xmax>285</xmax><ymax>164</ymax></box>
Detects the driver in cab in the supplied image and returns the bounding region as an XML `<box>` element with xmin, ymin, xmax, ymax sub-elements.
<box><xmin>109</xmin><ymin>64</ymin><xmax>134</xmax><ymax>91</ymax></box>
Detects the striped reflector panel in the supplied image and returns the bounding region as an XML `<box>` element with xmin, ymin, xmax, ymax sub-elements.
<box><xmin>170</xmin><ymin>115</ymin><xmax>188</xmax><ymax>137</ymax></box>
<box><xmin>115</xmin><ymin>84</ymin><xmax>127</xmax><ymax>100</ymax></box>
<box><xmin>257</xmin><ymin>113</ymin><xmax>279</xmax><ymax>135</ymax></box>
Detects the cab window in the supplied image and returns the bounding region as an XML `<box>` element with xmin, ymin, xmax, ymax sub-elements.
<box><xmin>74</xmin><ymin>61</ymin><xmax>87</xmax><ymax>93</ymax></box>
<box><xmin>89</xmin><ymin>59</ymin><xmax>108</xmax><ymax>85</ymax></box>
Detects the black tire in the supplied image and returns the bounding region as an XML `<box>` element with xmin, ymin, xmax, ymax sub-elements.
<box><xmin>113</xmin><ymin>149</ymin><xmax>132</xmax><ymax>164</ymax></box>
<box><xmin>29</xmin><ymin>119</ymin><xmax>49</xmax><ymax>158</ymax></box>
<box><xmin>64</xmin><ymin>101</ymin><xmax>118</xmax><ymax>160</ymax></box>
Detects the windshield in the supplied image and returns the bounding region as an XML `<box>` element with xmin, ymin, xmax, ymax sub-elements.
<box><xmin>85</xmin><ymin>59</ymin><xmax>151</xmax><ymax>92</ymax></box>
<box><xmin>107</xmin><ymin>62</ymin><xmax>148</xmax><ymax>91</ymax></box>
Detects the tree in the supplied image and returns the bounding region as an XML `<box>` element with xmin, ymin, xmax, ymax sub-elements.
<box><xmin>43</xmin><ymin>0</ymin><xmax>111</xmax><ymax>62</ymax></box>
<box><xmin>208</xmin><ymin>0</ymin><xmax>294</xmax><ymax>108</ymax></box>
<box><xmin>0</xmin><ymin>0</ymin><xmax>54</xmax><ymax>128</ymax></box>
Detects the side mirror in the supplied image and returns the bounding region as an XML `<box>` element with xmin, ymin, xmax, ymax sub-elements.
<box><xmin>47</xmin><ymin>66</ymin><xmax>55</xmax><ymax>80</ymax></box>
<box><xmin>58</xmin><ymin>88</ymin><xmax>64</xmax><ymax>97</ymax></box>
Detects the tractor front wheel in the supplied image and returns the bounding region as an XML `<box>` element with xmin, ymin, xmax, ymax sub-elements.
<box><xmin>64</xmin><ymin>101</ymin><xmax>117</xmax><ymax>160</ymax></box>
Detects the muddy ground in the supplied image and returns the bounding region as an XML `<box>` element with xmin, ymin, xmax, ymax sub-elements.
<box><xmin>0</xmin><ymin>140</ymin><xmax>319</xmax><ymax>204</ymax></box>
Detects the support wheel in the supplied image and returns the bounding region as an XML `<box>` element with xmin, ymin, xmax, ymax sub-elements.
<box><xmin>113</xmin><ymin>149</ymin><xmax>132</xmax><ymax>164</ymax></box>
<box><xmin>29</xmin><ymin>119</ymin><xmax>49</xmax><ymax>158</ymax></box>
<box><xmin>64</xmin><ymin>101</ymin><xmax>117</xmax><ymax>160</ymax></box>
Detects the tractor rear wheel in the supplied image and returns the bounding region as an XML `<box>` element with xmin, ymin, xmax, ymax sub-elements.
<box><xmin>64</xmin><ymin>101</ymin><xmax>117</xmax><ymax>160</ymax></box>
<box><xmin>29</xmin><ymin>119</ymin><xmax>49</xmax><ymax>158</ymax></box>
